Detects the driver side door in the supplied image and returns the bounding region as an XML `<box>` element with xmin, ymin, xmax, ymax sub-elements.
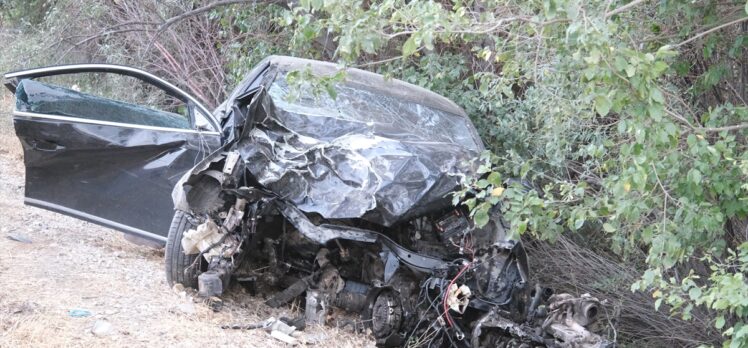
<box><xmin>3</xmin><ymin>64</ymin><xmax>222</xmax><ymax>242</ymax></box>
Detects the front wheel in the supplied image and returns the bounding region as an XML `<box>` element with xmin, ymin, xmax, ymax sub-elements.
<box><xmin>165</xmin><ymin>211</ymin><xmax>202</xmax><ymax>288</ymax></box>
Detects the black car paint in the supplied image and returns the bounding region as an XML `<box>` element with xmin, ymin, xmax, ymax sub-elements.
<box><xmin>15</xmin><ymin>118</ymin><xmax>220</xmax><ymax>241</ymax></box>
<box><xmin>4</xmin><ymin>64</ymin><xmax>222</xmax><ymax>242</ymax></box>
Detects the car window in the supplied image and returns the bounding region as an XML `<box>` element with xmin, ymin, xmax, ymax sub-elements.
<box><xmin>16</xmin><ymin>72</ymin><xmax>192</xmax><ymax>129</ymax></box>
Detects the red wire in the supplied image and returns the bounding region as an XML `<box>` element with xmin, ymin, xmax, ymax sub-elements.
<box><xmin>442</xmin><ymin>261</ymin><xmax>471</xmax><ymax>327</ymax></box>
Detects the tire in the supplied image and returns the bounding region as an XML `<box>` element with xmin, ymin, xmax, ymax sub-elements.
<box><xmin>165</xmin><ymin>211</ymin><xmax>201</xmax><ymax>288</ymax></box>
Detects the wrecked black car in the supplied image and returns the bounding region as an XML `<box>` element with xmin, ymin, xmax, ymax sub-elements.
<box><xmin>4</xmin><ymin>56</ymin><xmax>610</xmax><ymax>347</ymax></box>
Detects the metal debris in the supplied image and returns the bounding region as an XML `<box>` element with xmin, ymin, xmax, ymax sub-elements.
<box><xmin>269</xmin><ymin>318</ymin><xmax>297</xmax><ymax>335</ymax></box>
<box><xmin>542</xmin><ymin>294</ymin><xmax>607</xmax><ymax>348</ymax></box>
<box><xmin>304</xmin><ymin>290</ymin><xmax>326</xmax><ymax>326</ymax></box>
<box><xmin>6</xmin><ymin>232</ymin><xmax>31</xmax><ymax>244</ymax></box>
<box><xmin>222</xmin><ymin>316</ymin><xmax>302</xmax><ymax>345</ymax></box>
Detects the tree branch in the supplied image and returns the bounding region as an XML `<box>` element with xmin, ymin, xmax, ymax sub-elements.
<box><xmin>664</xmin><ymin>108</ymin><xmax>695</xmax><ymax>129</ymax></box>
<box><xmin>666</xmin><ymin>108</ymin><xmax>748</xmax><ymax>133</ymax></box>
<box><xmin>697</xmin><ymin>123</ymin><xmax>748</xmax><ymax>133</ymax></box>
<box><xmin>352</xmin><ymin>47</ymin><xmax>425</xmax><ymax>68</ymax></box>
<box><xmin>158</xmin><ymin>0</ymin><xmax>281</xmax><ymax>34</ymax></box>
<box><xmin>605</xmin><ymin>0</ymin><xmax>649</xmax><ymax>18</ymax></box>
<box><xmin>677</xmin><ymin>16</ymin><xmax>748</xmax><ymax>47</ymax></box>
<box><xmin>384</xmin><ymin>16</ymin><xmax>567</xmax><ymax>40</ymax></box>
<box><xmin>143</xmin><ymin>0</ymin><xmax>287</xmax><ymax>55</ymax></box>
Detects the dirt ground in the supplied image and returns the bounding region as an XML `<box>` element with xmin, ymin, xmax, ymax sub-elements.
<box><xmin>0</xmin><ymin>94</ymin><xmax>373</xmax><ymax>347</ymax></box>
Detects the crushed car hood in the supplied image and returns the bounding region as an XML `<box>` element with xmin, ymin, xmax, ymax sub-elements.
<box><xmin>227</xmin><ymin>57</ymin><xmax>484</xmax><ymax>226</ymax></box>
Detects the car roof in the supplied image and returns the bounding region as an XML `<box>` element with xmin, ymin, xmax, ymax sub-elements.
<box><xmin>263</xmin><ymin>55</ymin><xmax>468</xmax><ymax>118</ymax></box>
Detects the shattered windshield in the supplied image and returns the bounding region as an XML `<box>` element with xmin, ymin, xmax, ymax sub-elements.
<box><xmin>267</xmin><ymin>77</ymin><xmax>482</xmax><ymax>151</ymax></box>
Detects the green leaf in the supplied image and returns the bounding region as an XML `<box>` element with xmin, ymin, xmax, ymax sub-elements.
<box><xmin>517</xmin><ymin>220</ymin><xmax>528</xmax><ymax>234</ymax></box>
<box><xmin>324</xmin><ymin>83</ymin><xmax>337</xmax><ymax>99</ymax></box>
<box><xmin>402</xmin><ymin>36</ymin><xmax>418</xmax><ymax>56</ymax></box>
<box><xmin>714</xmin><ymin>298</ymin><xmax>729</xmax><ymax>310</ymax></box>
<box><xmin>595</xmin><ymin>95</ymin><xmax>612</xmax><ymax>116</ymax></box>
<box><xmin>465</xmin><ymin>198</ymin><xmax>476</xmax><ymax>211</ymax></box>
<box><xmin>586</xmin><ymin>49</ymin><xmax>601</xmax><ymax>64</ymax></box>
<box><xmin>286</xmin><ymin>70</ymin><xmax>300</xmax><ymax>83</ymax></box>
<box><xmin>474</xmin><ymin>205</ymin><xmax>490</xmax><ymax>228</ymax></box>
<box><xmin>602</xmin><ymin>222</ymin><xmax>616</xmax><ymax>233</ymax></box>
<box><xmin>614</xmin><ymin>56</ymin><xmax>627</xmax><ymax>71</ymax></box>
<box><xmin>682</xmin><ymin>303</ymin><xmax>693</xmax><ymax>320</ymax></box>
<box><xmin>487</xmin><ymin>172</ymin><xmax>502</xmax><ymax>186</ymax></box>
<box><xmin>451</xmin><ymin>194</ymin><xmax>461</xmax><ymax>206</ymax></box>
<box><xmin>689</xmin><ymin>169</ymin><xmax>702</xmax><ymax>184</ymax></box>
<box><xmin>625</xmin><ymin>65</ymin><xmax>636</xmax><ymax>77</ymax></box>
<box><xmin>702</xmin><ymin>64</ymin><xmax>726</xmax><ymax>88</ymax></box>
<box><xmin>716</xmin><ymin>315</ymin><xmax>726</xmax><ymax>330</ymax></box>
<box><xmin>648</xmin><ymin>103</ymin><xmax>664</xmax><ymax>121</ymax></box>
<box><xmin>652</xmin><ymin>61</ymin><xmax>668</xmax><ymax>76</ymax></box>
<box><xmin>688</xmin><ymin>286</ymin><xmax>702</xmax><ymax>301</ymax></box>
<box><xmin>642</xmin><ymin>269</ymin><xmax>657</xmax><ymax>285</ymax></box>
<box><xmin>574</xmin><ymin>218</ymin><xmax>585</xmax><ymax>230</ymax></box>
<box><xmin>650</xmin><ymin>87</ymin><xmax>665</xmax><ymax>104</ymax></box>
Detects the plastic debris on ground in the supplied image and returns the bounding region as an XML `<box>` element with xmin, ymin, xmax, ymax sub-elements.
<box><xmin>68</xmin><ymin>309</ymin><xmax>92</xmax><ymax>318</ymax></box>
<box><xmin>91</xmin><ymin>319</ymin><xmax>113</xmax><ymax>337</ymax></box>
<box><xmin>6</xmin><ymin>232</ymin><xmax>32</xmax><ymax>243</ymax></box>
<box><xmin>221</xmin><ymin>316</ymin><xmax>306</xmax><ymax>345</ymax></box>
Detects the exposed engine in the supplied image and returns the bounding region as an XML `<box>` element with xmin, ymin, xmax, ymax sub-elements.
<box><xmin>176</xmin><ymin>151</ymin><xmax>612</xmax><ymax>348</ymax></box>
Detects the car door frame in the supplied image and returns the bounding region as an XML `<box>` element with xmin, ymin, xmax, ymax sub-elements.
<box><xmin>4</xmin><ymin>63</ymin><xmax>221</xmax><ymax>132</ymax></box>
<box><xmin>3</xmin><ymin>64</ymin><xmax>223</xmax><ymax>242</ymax></box>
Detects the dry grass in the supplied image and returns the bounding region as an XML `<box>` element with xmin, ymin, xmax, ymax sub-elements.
<box><xmin>525</xmin><ymin>236</ymin><xmax>720</xmax><ymax>348</ymax></box>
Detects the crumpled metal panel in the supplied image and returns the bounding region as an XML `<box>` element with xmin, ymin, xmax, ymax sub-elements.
<box><xmin>236</xmin><ymin>60</ymin><xmax>484</xmax><ymax>226</ymax></box>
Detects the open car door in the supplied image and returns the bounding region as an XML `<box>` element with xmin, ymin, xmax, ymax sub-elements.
<box><xmin>3</xmin><ymin>64</ymin><xmax>222</xmax><ymax>243</ymax></box>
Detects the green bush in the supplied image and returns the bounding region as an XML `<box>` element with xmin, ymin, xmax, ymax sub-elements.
<box><xmin>276</xmin><ymin>0</ymin><xmax>748</xmax><ymax>346</ymax></box>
